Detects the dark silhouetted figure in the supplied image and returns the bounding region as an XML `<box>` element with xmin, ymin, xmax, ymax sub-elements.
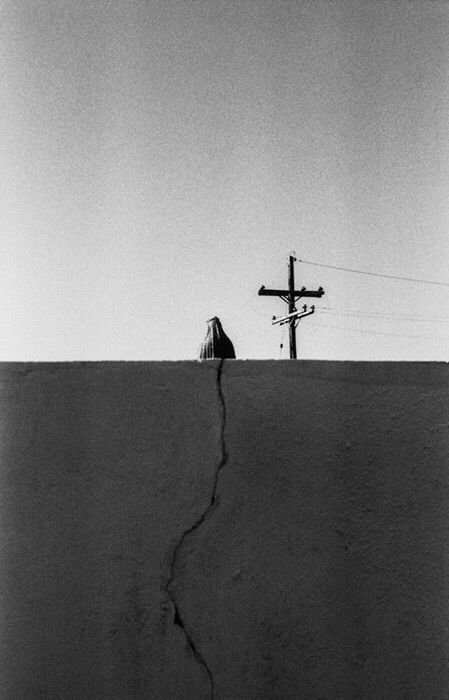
<box><xmin>199</xmin><ymin>317</ymin><xmax>236</xmax><ymax>359</ymax></box>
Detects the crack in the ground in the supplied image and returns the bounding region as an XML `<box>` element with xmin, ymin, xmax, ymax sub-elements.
<box><xmin>165</xmin><ymin>358</ymin><xmax>228</xmax><ymax>700</ymax></box>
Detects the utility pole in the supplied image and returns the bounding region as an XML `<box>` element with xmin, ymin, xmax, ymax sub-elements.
<box><xmin>258</xmin><ymin>255</ymin><xmax>324</xmax><ymax>359</ymax></box>
<box><xmin>288</xmin><ymin>254</ymin><xmax>297</xmax><ymax>358</ymax></box>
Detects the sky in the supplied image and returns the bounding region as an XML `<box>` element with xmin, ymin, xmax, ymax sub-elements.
<box><xmin>1</xmin><ymin>0</ymin><xmax>449</xmax><ymax>361</ymax></box>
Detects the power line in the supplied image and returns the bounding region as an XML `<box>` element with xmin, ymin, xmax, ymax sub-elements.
<box><xmin>317</xmin><ymin>307</ymin><xmax>449</xmax><ymax>324</ymax></box>
<box><xmin>319</xmin><ymin>305</ymin><xmax>449</xmax><ymax>319</ymax></box>
<box><xmin>298</xmin><ymin>258</ymin><xmax>449</xmax><ymax>287</ymax></box>
<box><xmin>308</xmin><ymin>320</ymin><xmax>449</xmax><ymax>341</ymax></box>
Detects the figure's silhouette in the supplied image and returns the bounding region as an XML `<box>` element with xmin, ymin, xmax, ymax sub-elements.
<box><xmin>199</xmin><ymin>317</ymin><xmax>236</xmax><ymax>359</ymax></box>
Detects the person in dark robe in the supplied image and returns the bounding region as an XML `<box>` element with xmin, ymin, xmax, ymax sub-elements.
<box><xmin>199</xmin><ymin>316</ymin><xmax>236</xmax><ymax>359</ymax></box>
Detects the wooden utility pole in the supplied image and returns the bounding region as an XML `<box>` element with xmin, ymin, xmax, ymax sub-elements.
<box><xmin>258</xmin><ymin>256</ymin><xmax>324</xmax><ymax>359</ymax></box>
<box><xmin>288</xmin><ymin>255</ymin><xmax>297</xmax><ymax>358</ymax></box>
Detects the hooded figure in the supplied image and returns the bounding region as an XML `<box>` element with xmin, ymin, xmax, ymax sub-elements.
<box><xmin>199</xmin><ymin>316</ymin><xmax>236</xmax><ymax>359</ymax></box>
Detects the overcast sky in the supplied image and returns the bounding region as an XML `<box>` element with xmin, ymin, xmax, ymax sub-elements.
<box><xmin>2</xmin><ymin>0</ymin><xmax>449</xmax><ymax>361</ymax></box>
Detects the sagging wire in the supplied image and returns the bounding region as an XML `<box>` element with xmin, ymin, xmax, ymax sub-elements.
<box><xmin>297</xmin><ymin>258</ymin><xmax>449</xmax><ymax>287</ymax></box>
<box><xmin>317</xmin><ymin>306</ymin><xmax>449</xmax><ymax>323</ymax></box>
<box><xmin>308</xmin><ymin>320</ymin><xmax>449</xmax><ymax>341</ymax></box>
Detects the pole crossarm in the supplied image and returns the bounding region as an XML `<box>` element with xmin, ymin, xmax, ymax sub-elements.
<box><xmin>272</xmin><ymin>307</ymin><xmax>315</xmax><ymax>326</ymax></box>
<box><xmin>258</xmin><ymin>285</ymin><xmax>324</xmax><ymax>298</ymax></box>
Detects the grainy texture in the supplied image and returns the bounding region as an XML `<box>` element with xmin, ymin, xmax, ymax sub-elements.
<box><xmin>0</xmin><ymin>362</ymin><xmax>220</xmax><ymax>700</ymax></box>
<box><xmin>0</xmin><ymin>361</ymin><xmax>448</xmax><ymax>699</ymax></box>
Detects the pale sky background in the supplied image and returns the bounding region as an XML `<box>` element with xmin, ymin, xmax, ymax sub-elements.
<box><xmin>2</xmin><ymin>0</ymin><xmax>449</xmax><ymax>361</ymax></box>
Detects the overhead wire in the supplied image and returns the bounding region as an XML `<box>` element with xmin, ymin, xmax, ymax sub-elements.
<box><xmin>294</xmin><ymin>257</ymin><xmax>449</xmax><ymax>345</ymax></box>
<box><xmin>317</xmin><ymin>307</ymin><xmax>449</xmax><ymax>324</ymax></box>
<box><xmin>308</xmin><ymin>320</ymin><xmax>449</xmax><ymax>341</ymax></box>
<box><xmin>297</xmin><ymin>258</ymin><xmax>449</xmax><ymax>287</ymax></box>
